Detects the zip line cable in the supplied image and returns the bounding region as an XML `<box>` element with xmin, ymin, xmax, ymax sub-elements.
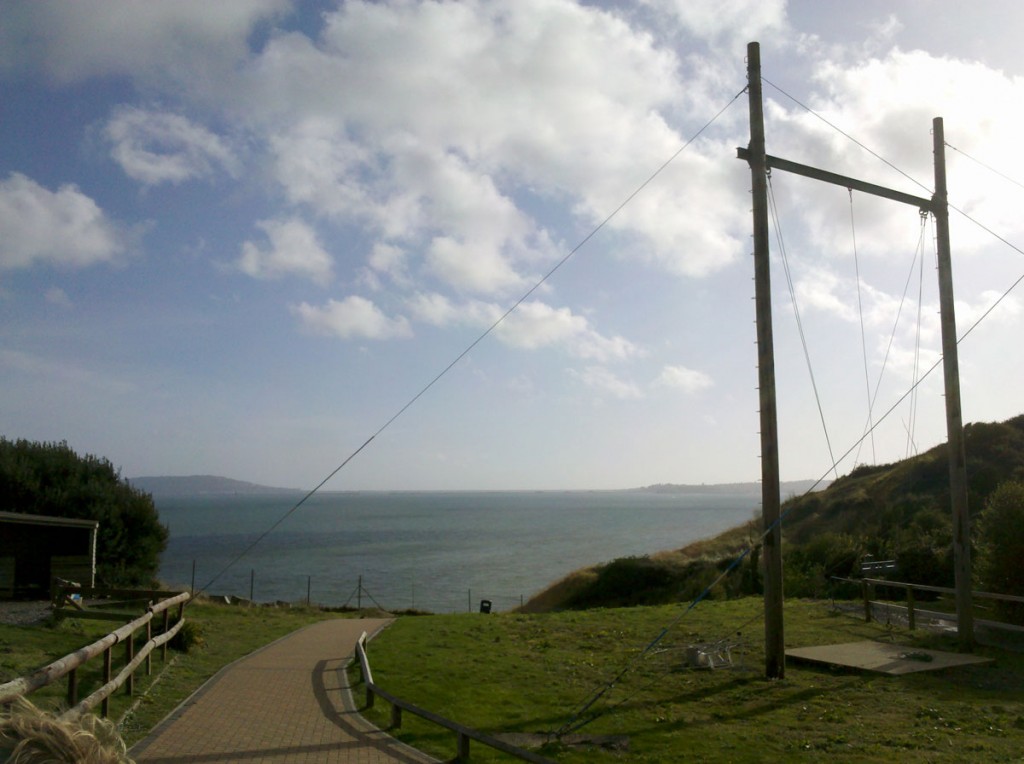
<box><xmin>558</xmin><ymin>78</ymin><xmax>1024</xmax><ymax>740</ymax></box>
<box><xmin>907</xmin><ymin>220</ymin><xmax>928</xmax><ymax>458</ymax></box>
<box><xmin>760</xmin><ymin>77</ymin><xmax>932</xmax><ymax>195</ymax></box>
<box><xmin>758</xmin><ymin>74</ymin><xmax>1024</xmax><ymax>449</ymax></box>
<box><xmin>945</xmin><ymin>141</ymin><xmax>1024</xmax><ymax>193</ymax></box>
<box><xmin>554</xmin><ymin>523</ymin><xmax>765</xmax><ymax>737</ymax></box>
<box><xmin>766</xmin><ymin>172</ymin><xmax>839</xmax><ymax>481</ymax></box>
<box><xmin>854</xmin><ymin>216</ymin><xmax>926</xmax><ymax>464</ymax></box>
<box><xmin>556</xmin><ymin>118</ymin><xmax>1024</xmax><ymax>739</ymax></box>
<box><xmin>849</xmin><ymin>189</ymin><xmax>877</xmax><ymax>464</ymax></box>
<box><xmin>761</xmin><ymin>76</ymin><xmax>1024</xmax><ymax>274</ymax></box>
<box><xmin>193</xmin><ymin>87</ymin><xmax>748</xmax><ymax>599</ymax></box>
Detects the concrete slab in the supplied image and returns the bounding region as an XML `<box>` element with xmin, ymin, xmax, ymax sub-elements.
<box><xmin>785</xmin><ymin>640</ymin><xmax>993</xmax><ymax>675</ymax></box>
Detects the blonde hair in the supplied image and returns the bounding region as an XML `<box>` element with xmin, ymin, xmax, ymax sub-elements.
<box><xmin>0</xmin><ymin>698</ymin><xmax>133</xmax><ymax>764</ymax></box>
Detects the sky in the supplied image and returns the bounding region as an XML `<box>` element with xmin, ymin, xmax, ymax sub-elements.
<box><xmin>2</xmin><ymin>0</ymin><xmax>1023</xmax><ymax>491</ymax></box>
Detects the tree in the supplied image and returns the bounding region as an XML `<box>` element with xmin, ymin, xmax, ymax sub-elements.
<box><xmin>975</xmin><ymin>480</ymin><xmax>1024</xmax><ymax>623</ymax></box>
<box><xmin>0</xmin><ymin>438</ymin><xmax>168</xmax><ymax>587</ymax></box>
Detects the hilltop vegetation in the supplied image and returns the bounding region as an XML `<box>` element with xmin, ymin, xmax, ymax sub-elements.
<box><xmin>524</xmin><ymin>414</ymin><xmax>1024</xmax><ymax>614</ymax></box>
<box><xmin>0</xmin><ymin>438</ymin><xmax>167</xmax><ymax>587</ymax></box>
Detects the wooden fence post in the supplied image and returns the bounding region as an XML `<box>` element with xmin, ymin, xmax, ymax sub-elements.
<box><xmin>907</xmin><ymin>587</ymin><xmax>916</xmax><ymax>631</ymax></box>
<box><xmin>146</xmin><ymin>619</ymin><xmax>153</xmax><ymax>675</ymax></box>
<box><xmin>162</xmin><ymin>609</ymin><xmax>170</xmax><ymax>661</ymax></box>
<box><xmin>125</xmin><ymin>636</ymin><xmax>135</xmax><ymax>696</ymax></box>
<box><xmin>862</xmin><ymin>580</ymin><xmax>873</xmax><ymax>623</ymax></box>
<box><xmin>391</xmin><ymin>703</ymin><xmax>402</xmax><ymax>729</ymax></box>
<box><xmin>101</xmin><ymin>647</ymin><xmax>112</xmax><ymax>717</ymax></box>
<box><xmin>66</xmin><ymin>667</ymin><xmax>78</xmax><ymax>707</ymax></box>
<box><xmin>457</xmin><ymin>731</ymin><xmax>470</xmax><ymax>762</ymax></box>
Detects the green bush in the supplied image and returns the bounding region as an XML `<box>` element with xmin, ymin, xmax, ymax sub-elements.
<box><xmin>170</xmin><ymin>617</ymin><xmax>205</xmax><ymax>653</ymax></box>
<box><xmin>565</xmin><ymin>556</ymin><xmax>677</xmax><ymax>609</ymax></box>
<box><xmin>0</xmin><ymin>438</ymin><xmax>168</xmax><ymax>587</ymax></box>
<box><xmin>975</xmin><ymin>480</ymin><xmax>1024</xmax><ymax>624</ymax></box>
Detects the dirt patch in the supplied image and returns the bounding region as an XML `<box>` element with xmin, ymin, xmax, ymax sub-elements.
<box><xmin>0</xmin><ymin>600</ymin><xmax>52</xmax><ymax>626</ymax></box>
<box><xmin>495</xmin><ymin>732</ymin><xmax>629</xmax><ymax>753</ymax></box>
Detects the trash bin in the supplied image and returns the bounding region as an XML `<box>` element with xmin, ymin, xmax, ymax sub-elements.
<box><xmin>479</xmin><ymin>599</ymin><xmax>492</xmax><ymax>614</ymax></box>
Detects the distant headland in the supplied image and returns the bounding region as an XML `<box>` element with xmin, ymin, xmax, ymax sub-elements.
<box><xmin>633</xmin><ymin>479</ymin><xmax>826</xmax><ymax>496</ymax></box>
<box><xmin>130</xmin><ymin>474</ymin><xmax>826</xmax><ymax>498</ymax></box>
<box><xmin>129</xmin><ymin>475</ymin><xmax>302</xmax><ymax>497</ymax></box>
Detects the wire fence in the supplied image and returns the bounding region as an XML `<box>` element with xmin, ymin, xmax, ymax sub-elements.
<box><xmin>183</xmin><ymin>562</ymin><xmax>530</xmax><ymax>614</ymax></box>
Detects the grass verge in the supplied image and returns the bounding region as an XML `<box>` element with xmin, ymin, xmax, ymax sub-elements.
<box><xmin>352</xmin><ymin>598</ymin><xmax>1024</xmax><ymax>763</ymax></box>
<box><xmin>0</xmin><ymin>600</ymin><xmax>353</xmax><ymax>747</ymax></box>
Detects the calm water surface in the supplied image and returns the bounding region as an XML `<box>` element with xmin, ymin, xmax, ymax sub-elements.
<box><xmin>156</xmin><ymin>490</ymin><xmax>759</xmax><ymax>612</ymax></box>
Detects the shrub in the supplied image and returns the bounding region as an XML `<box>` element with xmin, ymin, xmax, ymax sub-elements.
<box><xmin>975</xmin><ymin>481</ymin><xmax>1024</xmax><ymax>624</ymax></box>
<box><xmin>170</xmin><ymin>618</ymin><xmax>205</xmax><ymax>653</ymax></box>
<box><xmin>0</xmin><ymin>438</ymin><xmax>168</xmax><ymax>587</ymax></box>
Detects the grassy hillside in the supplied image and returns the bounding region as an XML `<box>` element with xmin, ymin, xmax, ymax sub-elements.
<box><xmin>357</xmin><ymin>599</ymin><xmax>1024</xmax><ymax>763</ymax></box>
<box><xmin>524</xmin><ymin>414</ymin><xmax>1024</xmax><ymax>613</ymax></box>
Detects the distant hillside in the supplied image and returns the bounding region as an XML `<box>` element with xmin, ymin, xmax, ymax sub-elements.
<box><xmin>636</xmin><ymin>479</ymin><xmax>826</xmax><ymax>496</ymax></box>
<box><xmin>780</xmin><ymin>414</ymin><xmax>1024</xmax><ymax>544</ymax></box>
<box><xmin>129</xmin><ymin>475</ymin><xmax>300</xmax><ymax>497</ymax></box>
<box><xmin>524</xmin><ymin>414</ymin><xmax>1024</xmax><ymax>613</ymax></box>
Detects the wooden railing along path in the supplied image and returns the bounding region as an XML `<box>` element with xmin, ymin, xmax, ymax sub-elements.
<box><xmin>355</xmin><ymin>632</ymin><xmax>554</xmax><ymax>763</ymax></box>
<box><xmin>0</xmin><ymin>587</ymin><xmax>190</xmax><ymax>719</ymax></box>
<box><xmin>832</xmin><ymin>576</ymin><xmax>1024</xmax><ymax>633</ymax></box>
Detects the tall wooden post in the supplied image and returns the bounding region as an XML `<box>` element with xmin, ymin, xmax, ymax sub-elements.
<box><xmin>932</xmin><ymin>117</ymin><xmax>974</xmax><ymax>651</ymax></box>
<box><xmin>746</xmin><ymin>41</ymin><xmax>785</xmax><ymax>679</ymax></box>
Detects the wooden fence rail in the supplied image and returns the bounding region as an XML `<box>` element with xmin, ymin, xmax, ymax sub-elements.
<box><xmin>355</xmin><ymin>632</ymin><xmax>554</xmax><ymax>763</ymax></box>
<box><xmin>0</xmin><ymin>589</ymin><xmax>190</xmax><ymax>719</ymax></box>
<box><xmin>831</xmin><ymin>576</ymin><xmax>1024</xmax><ymax>632</ymax></box>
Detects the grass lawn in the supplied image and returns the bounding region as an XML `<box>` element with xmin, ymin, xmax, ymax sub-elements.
<box><xmin>352</xmin><ymin>598</ymin><xmax>1024</xmax><ymax>763</ymax></box>
<box><xmin>0</xmin><ymin>600</ymin><xmax>355</xmax><ymax>747</ymax></box>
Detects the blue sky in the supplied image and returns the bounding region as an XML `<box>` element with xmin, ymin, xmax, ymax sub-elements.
<box><xmin>2</xmin><ymin>0</ymin><xmax>1023</xmax><ymax>490</ymax></box>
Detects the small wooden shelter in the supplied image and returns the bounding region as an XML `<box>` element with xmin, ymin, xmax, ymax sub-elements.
<box><xmin>0</xmin><ymin>511</ymin><xmax>99</xmax><ymax>599</ymax></box>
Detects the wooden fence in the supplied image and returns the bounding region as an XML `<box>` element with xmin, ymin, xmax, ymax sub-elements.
<box><xmin>0</xmin><ymin>588</ymin><xmax>190</xmax><ymax>719</ymax></box>
<box><xmin>355</xmin><ymin>632</ymin><xmax>554</xmax><ymax>763</ymax></box>
<box><xmin>833</xmin><ymin>576</ymin><xmax>1024</xmax><ymax>633</ymax></box>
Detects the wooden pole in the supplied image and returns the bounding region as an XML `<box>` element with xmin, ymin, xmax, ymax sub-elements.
<box><xmin>101</xmin><ymin>647</ymin><xmax>111</xmax><ymax>717</ymax></box>
<box><xmin>125</xmin><ymin>637</ymin><xmax>135</xmax><ymax>696</ymax></box>
<box><xmin>932</xmin><ymin>116</ymin><xmax>974</xmax><ymax>651</ymax></box>
<box><xmin>746</xmin><ymin>41</ymin><xmax>785</xmax><ymax>680</ymax></box>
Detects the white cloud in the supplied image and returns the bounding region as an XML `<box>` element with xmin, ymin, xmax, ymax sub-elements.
<box><xmin>269</xmin><ymin>119</ymin><xmax>377</xmax><ymax>222</ymax></box>
<box><xmin>956</xmin><ymin>290</ymin><xmax>1023</xmax><ymax>332</ymax></box>
<box><xmin>294</xmin><ymin>296</ymin><xmax>412</xmax><ymax>340</ymax></box>
<box><xmin>426</xmin><ymin>235</ymin><xmax>527</xmax><ymax>295</ymax></box>
<box><xmin>0</xmin><ymin>0</ymin><xmax>288</xmax><ymax>91</ymax></box>
<box><xmin>238</xmin><ymin>218</ymin><xmax>334</xmax><ymax>284</ymax></box>
<box><xmin>570</xmin><ymin>366</ymin><xmax>643</xmax><ymax>400</ymax></box>
<box><xmin>105</xmin><ymin>106</ymin><xmax>238</xmax><ymax>186</ymax></box>
<box><xmin>793</xmin><ymin>268</ymin><xmax>858</xmax><ymax>323</ymax></box>
<box><xmin>496</xmin><ymin>301</ymin><xmax>641</xmax><ymax>362</ymax></box>
<box><xmin>368</xmin><ymin>243</ymin><xmax>410</xmax><ymax>285</ymax></box>
<box><xmin>0</xmin><ymin>173</ymin><xmax>129</xmax><ymax>270</ymax></box>
<box><xmin>639</xmin><ymin>0</ymin><xmax>787</xmax><ymax>45</ymax></box>
<box><xmin>656</xmin><ymin>364</ymin><xmax>714</xmax><ymax>393</ymax></box>
<box><xmin>406</xmin><ymin>292</ymin><xmax>504</xmax><ymax>329</ymax></box>
<box><xmin>770</xmin><ymin>49</ymin><xmax>1024</xmax><ymax>261</ymax></box>
<box><xmin>242</xmin><ymin>0</ymin><xmax>746</xmax><ymax>290</ymax></box>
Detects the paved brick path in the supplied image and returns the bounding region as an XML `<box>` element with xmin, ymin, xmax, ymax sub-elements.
<box><xmin>130</xmin><ymin>618</ymin><xmax>439</xmax><ymax>763</ymax></box>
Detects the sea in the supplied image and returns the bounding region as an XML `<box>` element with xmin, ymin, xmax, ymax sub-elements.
<box><xmin>155</xmin><ymin>490</ymin><xmax>760</xmax><ymax>613</ymax></box>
